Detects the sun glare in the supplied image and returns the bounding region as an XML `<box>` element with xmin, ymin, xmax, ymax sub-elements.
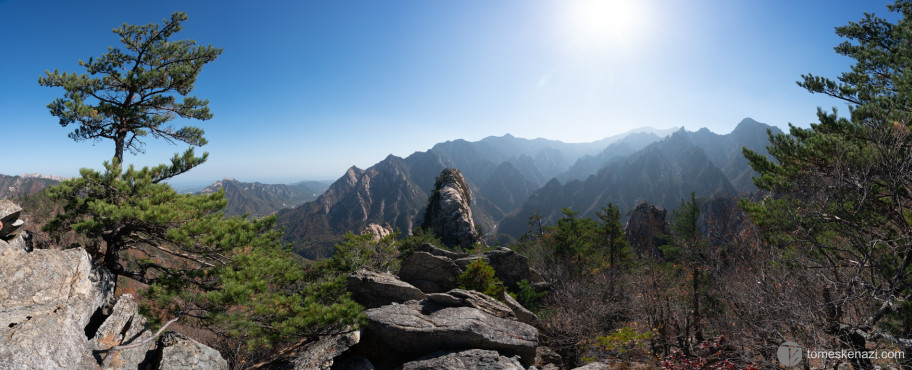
<box><xmin>561</xmin><ymin>0</ymin><xmax>650</xmax><ymax>55</ymax></box>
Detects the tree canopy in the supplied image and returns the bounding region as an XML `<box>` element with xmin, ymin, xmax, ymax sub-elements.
<box><xmin>38</xmin><ymin>11</ymin><xmax>221</xmax><ymax>164</ymax></box>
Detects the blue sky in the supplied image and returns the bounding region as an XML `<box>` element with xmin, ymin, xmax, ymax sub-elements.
<box><xmin>0</xmin><ymin>0</ymin><xmax>895</xmax><ymax>185</ymax></box>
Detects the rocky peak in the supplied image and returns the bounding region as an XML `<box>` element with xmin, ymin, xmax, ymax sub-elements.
<box><xmin>22</xmin><ymin>173</ymin><xmax>68</xmax><ymax>181</ymax></box>
<box><xmin>624</xmin><ymin>202</ymin><xmax>669</xmax><ymax>259</ymax></box>
<box><xmin>362</xmin><ymin>223</ymin><xmax>394</xmax><ymax>240</ymax></box>
<box><xmin>421</xmin><ymin>168</ymin><xmax>481</xmax><ymax>249</ymax></box>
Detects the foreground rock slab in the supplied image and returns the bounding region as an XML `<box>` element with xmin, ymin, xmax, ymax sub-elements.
<box><xmin>400</xmin><ymin>349</ymin><xmax>525</xmax><ymax>370</ymax></box>
<box><xmin>360</xmin><ymin>300</ymin><xmax>538</xmax><ymax>366</ymax></box>
<box><xmin>398</xmin><ymin>251</ymin><xmax>461</xmax><ymax>293</ymax></box>
<box><xmin>424</xmin><ymin>289</ymin><xmax>514</xmax><ymax>320</ymax></box>
<box><xmin>0</xmin><ymin>199</ymin><xmax>22</xmax><ymax>228</ymax></box>
<box><xmin>0</xmin><ymin>202</ymin><xmax>227</xmax><ymax>370</ymax></box>
<box><xmin>0</xmin><ymin>241</ymin><xmax>115</xmax><ymax>370</ymax></box>
<box><xmin>413</xmin><ymin>243</ymin><xmax>469</xmax><ymax>260</ymax></box>
<box><xmin>347</xmin><ymin>269</ymin><xmax>425</xmax><ymax>309</ymax></box>
<box><xmin>156</xmin><ymin>332</ymin><xmax>228</xmax><ymax>370</ymax></box>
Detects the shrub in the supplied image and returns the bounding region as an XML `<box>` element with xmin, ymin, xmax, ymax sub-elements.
<box><xmin>511</xmin><ymin>279</ymin><xmax>546</xmax><ymax>313</ymax></box>
<box><xmin>329</xmin><ymin>231</ymin><xmax>401</xmax><ymax>274</ymax></box>
<box><xmin>457</xmin><ymin>259</ymin><xmax>504</xmax><ymax>299</ymax></box>
<box><xmin>397</xmin><ymin>227</ymin><xmax>442</xmax><ymax>259</ymax></box>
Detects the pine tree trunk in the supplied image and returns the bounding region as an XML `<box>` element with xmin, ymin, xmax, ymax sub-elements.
<box><xmin>114</xmin><ymin>135</ymin><xmax>125</xmax><ymax>166</ymax></box>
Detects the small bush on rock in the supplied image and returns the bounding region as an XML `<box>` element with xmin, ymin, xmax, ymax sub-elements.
<box><xmin>511</xmin><ymin>279</ymin><xmax>546</xmax><ymax>313</ymax></box>
<box><xmin>457</xmin><ymin>259</ymin><xmax>504</xmax><ymax>299</ymax></box>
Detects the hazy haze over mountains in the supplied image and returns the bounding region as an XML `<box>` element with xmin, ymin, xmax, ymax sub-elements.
<box><xmin>273</xmin><ymin>120</ymin><xmax>774</xmax><ymax>258</ymax></box>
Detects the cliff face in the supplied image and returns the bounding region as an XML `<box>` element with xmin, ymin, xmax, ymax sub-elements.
<box><xmin>421</xmin><ymin>168</ymin><xmax>482</xmax><ymax>249</ymax></box>
<box><xmin>624</xmin><ymin>202</ymin><xmax>669</xmax><ymax>259</ymax></box>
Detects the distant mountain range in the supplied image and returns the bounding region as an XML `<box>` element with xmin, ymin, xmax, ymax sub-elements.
<box><xmin>6</xmin><ymin>119</ymin><xmax>780</xmax><ymax>261</ymax></box>
<box><xmin>1</xmin><ymin>169</ymin><xmax>330</xmax><ymax>228</ymax></box>
<box><xmin>272</xmin><ymin>123</ymin><xmax>778</xmax><ymax>260</ymax></box>
<box><xmin>274</xmin><ymin>127</ymin><xmax>682</xmax><ymax>258</ymax></box>
<box><xmin>198</xmin><ymin>178</ymin><xmax>330</xmax><ymax>218</ymax></box>
<box><xmin>499</xmin><ymin>118</ymin><xmax>780</xmax><ymax>236</ymax></box>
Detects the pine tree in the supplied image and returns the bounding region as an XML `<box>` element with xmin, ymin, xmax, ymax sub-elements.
<box><xmin>549</xmin><ymin>208</ymin><xmax>597</xmax><ymax>261</ymax></box>
<box><xmin>40</xmin><ymin>12</ymin><xmax>362</xmax><ymax>350</ymax></box>
<box><xmin>661</xmin><ymin>192</ymin><xmax>710</xmax><ymax>346</ymax></box>
<box><xmin>595</xmin><ymin>203</ymin><xmax>632</xmax><ymax>272</ymax></box>
<box><xmin>38</xmin><ymin>11</ymin><xmax>221</xmax><ymax>165</ymax></box>
<box><xmin>743</xmin><ymin>1</ymin><xmax>912</xmax><ymax>365</ymax></box>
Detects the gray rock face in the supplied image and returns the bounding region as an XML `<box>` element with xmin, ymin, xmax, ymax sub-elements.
<box><xmin>426</xmin><ymin>289</ymin><xmax>538</xmax><ymax>330</ymax></box>
<box><xmin>361</xmin><ymin>300</ymin><xmax>538</xmax><ymax>366</ymax></box>
<box><xmin>398</xmin><ymin>251</ymin><xmax>461</xmax><ymax>293</ymax></box>
<box><xmin>535</xmin><ymin>346</ymin><xmax>563</xmax><ymax>369</ymax></box>
<box><xmin>0</xmin><ymin>201</ymin><xmax>226</xmax><ymax>370</ymax></box>
<box><xmin>0</xmin><ymin>200</ymin><xmax>27</xmax><ymax>251</ymax></box>
<box><xmin>0</xmin><ymin>219</ymin><xmax>23</xmax><ymax>239</ymax></box>
<box><xmin>7</xmin><ymin>231</ymin><xmax>33</xmax><ymax>253</ymax></box>
<box><xmin>258</xmin><ymin>331</ymin><xmax>360</xmax><ymax>370</ymax></box>
<box><xmin>0</xmin><ymin>241</ymin><xmax>115</xmax><ymax>370</ymax></box>
<box><xmin>156</xmin><ymin>332</ymin><xmax>228</xmax><ymax>370</ymax></box>
<box><xmin>78</xmin><ymin>294</ymin><xmax>153</xmax><ymax>370</ymax></box>
<box><xmin>502</xmin><ymin>292</ymin><xmax>538</xmax><ymax>326</ymax></box>
<box><xmin>425</xmin><ymin>289</ymin><xmax>515</xmax><ymax>320</ymax></box>
<box><xmin>400</xmin><ymin>349</ymin><xmax>525</xmax><ymax>370</ymax></box>
<box><xmin>455</xmin><ymin>247</ymin><xmax>544</xmax><ymax>290</ymax></box>
<box><xmin>420</xmin><ymin>168</ymin><xmax>482</xmax><ymax>249</ymax></box>
<box><xmin>348</xmin><ymin>269</ymin><xmax>426</xmax><ymax>309</ymax></box>
<box><xmin>0</xmin><ymin>199</ymin><xmax>23</xmax><ymax>227</ymax></box>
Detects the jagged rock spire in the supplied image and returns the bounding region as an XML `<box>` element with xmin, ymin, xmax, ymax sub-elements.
<box><xmin>421</xmin><ymin>168</ymin><xmax>482</xmax><ymax>249</ymax></box>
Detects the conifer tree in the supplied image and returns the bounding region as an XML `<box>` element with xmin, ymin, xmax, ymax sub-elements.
<box><xmin>661</xmin><ymin>193</ymin><xmax>710</xmax><ymax>345</ymax></box>
<box><xmin>549</xmin><ymin>208</ymin><xmax>598</xmax><ymax>261</ymax></box>
<box><xmin>40</xmin><ymin>12</ymin><xmax>362</xmax><ymax>350</ymax></box>
<box><xmin>595</xmin><ymin>203</ymin><xmax>632</xmax><ymax>271</ymax></box>
<box><xmin>743</xmin><ymin>1</ymin><xmax>912</xmax><ymax>365</ymax></box>
<box><xmin>38</xmin><ymin>11</ymin><xmax>220</xmax><ymax>165</ymax></box>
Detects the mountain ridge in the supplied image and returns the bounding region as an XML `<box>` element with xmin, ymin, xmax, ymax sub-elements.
<box><xmin>198</xmin><ymin>178</ymin><xmax>329</xmax><ymax>218</ymax></box>
<box><xmin>275</xmin><ymin>120</ymin><xmax>775</xmax><ymax>257</ymax></box>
